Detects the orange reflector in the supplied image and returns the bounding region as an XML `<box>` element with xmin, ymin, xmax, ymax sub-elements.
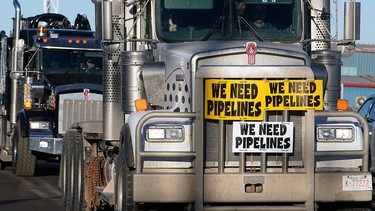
<box><xmin>75</xmin><ymin>39</ymin><xmax>81</xmax><ymax>44</ymax></box>
<box><xmin>135</xmin><ymin>99</ymin><xmax>148</xmax><ymax>111</ymax></box>
<box><xmin>68</xmin><ymin>39</ymin><xmax>73</xmax><ymax>43</ymax></box>
<box><xmin>83</xmin><ymin>39</ymin><xmax>88</xmax><ymax>44</ymax></box>
<box><xmin>336</xmin><ymin>99</ymin><xmax>349</xmax><ymax>111</ymax></box>
<box><xmin>43</xmin><ymin>38</ymin><xmax>48</xmax><ymax>43</ymax></box>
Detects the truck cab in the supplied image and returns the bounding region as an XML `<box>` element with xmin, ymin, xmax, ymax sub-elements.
<box><xmin>0</xmin><ymin>5</ymin><xmax>103</xmax><ymax>177</ymax></box>
<box><xmin>61</xmin><ymin>0</ymin><xmax>370</xmax><ymax>210</ymax></box>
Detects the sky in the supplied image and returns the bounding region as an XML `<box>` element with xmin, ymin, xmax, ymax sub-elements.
<box><xmin>0</xmin><ymin>0</ymin><xmax>373</xmax><ymax>44</ymax></box>
<box><xmin>1</xmin><ymin>0</ymin><xmax>96</xmax><ymax>34</ymax></box>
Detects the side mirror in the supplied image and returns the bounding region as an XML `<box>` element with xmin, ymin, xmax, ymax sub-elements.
<box><xmin>344</xmin><ymin>1</ymin><xmax>361</xmax><ymax>41</ymax></box>
<box><xmin>338</xmin><ymin>1</ymin><xmax>361</xmax><ymax>58</ymax></box>
<box><xmin>102</xmin><ymin>0</ymin><xmax>113</xmax><ymax>41</ymax></box>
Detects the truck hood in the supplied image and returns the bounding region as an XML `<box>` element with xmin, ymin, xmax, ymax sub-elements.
<box><xmin>159</xmin><ymin>41</ymin><xmax>310</xmax><ymax>67</ymax></box>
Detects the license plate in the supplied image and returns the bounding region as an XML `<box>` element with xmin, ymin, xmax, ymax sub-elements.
<box><xmin>342</xmin><ymin>175</ymin><xmax>372</xmax><ymax>191</ymax></box>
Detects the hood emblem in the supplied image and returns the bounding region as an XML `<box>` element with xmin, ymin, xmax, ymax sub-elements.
<box><xmin>246</xmin><ymin>42</ymin><xmax>257</xmax><ymax>65</ymax></box>
<box><xmin>83</xmin><ymin>89</ymin><xmax>90</xmax><ymax>100</ymax></box>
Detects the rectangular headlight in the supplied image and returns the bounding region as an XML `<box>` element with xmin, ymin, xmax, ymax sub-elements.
<box><xmin>30</xmin><ymin>121</ymin><xmax>50</xmax><ymax>130</ymax></box>
<box><xmin>147</xmin><ymin>126</ymin><xmax>184</xmax><ymax>142</ymax></box>
<box><xmin>317</xmin><ymin>128</ymin><xmax>335</xmax><ymax>140</ymax></box>
<box><xmin>165</xmin><ymin>128</ymin><xmax>183</xmax><ymax>139</ymax></box>
<box><xmin>335</xmin><ymin>128</ymin><xmax>353</xmax><ymax>139</ymax></box>
<box><xmin>148</xmin><ymin>128</ymin><xmax>165</xmax><ymax>139</ymax></box>
<box><xmin>317</xmin><ymin>127</ymin><xmax>354</xmax><ymax>141</ymax></box>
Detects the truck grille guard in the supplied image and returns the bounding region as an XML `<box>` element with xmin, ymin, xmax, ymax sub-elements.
<box><xmin>132</xmin><ymin>62</ymin><xmax>370</xmax><ymax>206</ymax></box>
<box><xmin>134</xmin><ymin>110</ymin><xmax>369</xmax><ymax>173</ymax></box>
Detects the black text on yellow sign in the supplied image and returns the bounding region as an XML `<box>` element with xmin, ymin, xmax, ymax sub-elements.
<box><xmin>264</xmin><ymin>80</ymin><xmax>323</xmax><ymax>110</ymax></box>
<box><xmin>205</xmin><ymin>79</ymin><xmax>323</xmax><ymax>120</ymax></box>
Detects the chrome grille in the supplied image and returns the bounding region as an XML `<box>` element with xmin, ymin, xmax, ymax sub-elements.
<box><xmin>58</xmin><ymin>93</ymin><xmax>103</xmax><ymax>134</ymax></box>
<box><xmin>204</xmin><ymin>111</ymin><xmax>305</xmax><ymax>170</ymax></box>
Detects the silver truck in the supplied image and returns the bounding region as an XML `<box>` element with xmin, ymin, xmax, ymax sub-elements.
<box><xmin>62</xmin><ymin>0</ymin><xmax>371</xmax><ymax>210</ymax></box>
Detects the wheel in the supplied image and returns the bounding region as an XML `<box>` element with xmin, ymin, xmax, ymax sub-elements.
<box><xmin>62</xmin><ymin>130</ymin><xmax>76</xmax><ymax>211</ymax></box>
<box><xmin>115</xmin><ymin>144</ymin><xmax>137</xmax><ymax>211</ymax></box>
<box><xmin>115</xmin><ymin>145</ymin><xmax>125</xmax><ymax>211</ymax></box>
<box><xmin>11</xmin><ymin>122</ymin><xmax>36</xmax><ymax>176</ymax></box>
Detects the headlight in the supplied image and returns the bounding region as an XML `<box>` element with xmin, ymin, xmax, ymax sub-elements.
<box><xmin>335</xmin><ymin>128</ymin><xmax>353</xmax><ymax>139</ymax></box>
<box><xmin>147</xmin><ymin>126</ymin><xmax>184</xmax><ymax>142</ymax></box>
<box><xmin>317</xmin><ymin>126</ymin><xmax>354</xmax><ymax>141</ymax></box>
<box><xmin>29</xmin><ymin>121</ymin><xmax>50</xmax><ymax>130</ymax></box>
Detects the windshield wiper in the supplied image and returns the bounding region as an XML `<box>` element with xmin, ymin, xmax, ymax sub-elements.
<box><xmin>201</xmin><ymin>16</ymin><xmax>225</xmax><ymax>41</ymax></box>
<box><xmin>238</xmin><ymin>17</ymin><xmax>263</xmax><ymax>42</ymax></box>
<box><xmin>235</xmin><ymin>1</ymin><xmax>263</xmax><ymax>42</ymax></box>
<box><xmin>202</xmin><ymin>1</ymin><xmax>228</xmax><ymax>41</ymax></box>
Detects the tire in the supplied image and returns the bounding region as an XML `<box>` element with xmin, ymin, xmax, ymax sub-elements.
<box><xmin>62</xmin><ymin>130</ymin><xmax>76</xmax><ymax>211</ymax></box>
<box><xmin>59</xmin><ymin>131</ymin><xmax>67</xmax><ymax>190</ymax></box>
<box><xmin>73</xmin><ymin>130</ymin><xmax>86</xmax><ymax>210</ymax></box>
<box><xmin>11</xmin><ymin>122</ymin><xmax>36</xmax><ymax>176</ymax></box>
<box><xmin>0</xmin><ymin>161</ymin><xmax>5</xmax><ymax>170</ymax></box>
<box><xmin>115</xmin><ymin>145</ymin><xmax>138</xmax><ymax>211</ymax></box>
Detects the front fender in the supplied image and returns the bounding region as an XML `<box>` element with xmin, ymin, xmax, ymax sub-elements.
<box><xmin>16</xmin><ymin>109</ymin><xmax>52</xmax><ymax>137</ymax></box>
<box><xmin>120</xmin><ymin>123</ymin><xmax>135</xmax><ymax>169</ymax></box>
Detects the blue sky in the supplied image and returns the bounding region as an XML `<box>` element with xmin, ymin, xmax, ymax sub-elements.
<box><xmin>1</xmin><ymin>0</ymin><xmax>96</xmax><ymax>34</ymax></box>
<box><xmin>0</xmin><ymin>0</ymin><xmax>373</xmax><ymax>44</ymax></box>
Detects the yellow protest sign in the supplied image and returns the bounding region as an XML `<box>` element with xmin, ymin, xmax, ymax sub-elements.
<box><xmin>205</xmin><ymin>79</ymin><xmax>323</xmax><ymax>120</ymax></box>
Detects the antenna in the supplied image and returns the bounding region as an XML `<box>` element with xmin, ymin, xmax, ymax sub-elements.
<box><xmin>43</xmin><ymin>0</ymin><xmax>59</xmax><ymax>13</ymax></box>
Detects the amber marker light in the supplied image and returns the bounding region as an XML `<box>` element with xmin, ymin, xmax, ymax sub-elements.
<box><xmin>135</xmin><ymin>99</ymin><xmax>148</xmax><ymax>111</ymax></box>
<box><xmin>37</xmin><ymin>26</ymin><xmax>47</xmax><ymax>36</ymax></box>
<box><xmin>336</xmin><ymin>99</ymin><xmax>349</xmax><ymax>111</ymax></box>
<box><xmin>83</xmin><ymin>39</ymin><xmax>88</xmax><ymax>44</ymax></box>
<box><xmin>75</xmin><ymin>39</ymin><xmax>81</xmax><ymax>44</ymax></box>
<box><xmin>68</xmin><ymin>39</ymin><xmax>73</xmax><ymax>43</ymax></box>
<box><xmin>24</xmin><ymin>101</ymin><xmax>32</xmax><ymax>110</ymax></box>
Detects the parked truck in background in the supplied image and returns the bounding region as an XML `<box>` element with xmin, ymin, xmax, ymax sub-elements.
<box><xmin>62</xmin><ymin>0</ymin><xmax>371</xmax><ymax>210</ymax></box>
<box><xmin>0</xmin><ymin>0</ymin><xmax>103</xmax><ymax>176</ymax></box>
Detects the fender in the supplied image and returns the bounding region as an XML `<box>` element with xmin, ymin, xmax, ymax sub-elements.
<box><xmin>17</xmin><ymin>108</ymin><xmax>53</xmax><ymax>137</ymax></box>
<box><xmin>120</xmin><ymin>123</ymin><xmax>135</xmax><ymax>169</ymax></box>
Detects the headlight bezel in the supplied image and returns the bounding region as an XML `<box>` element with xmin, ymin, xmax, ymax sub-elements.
<box><xmin>146</xmin><ymin>125</ymin><xmax>184</xmax><ymax>142</ymax></box>
<box><xmin>29</xmin><ymin>121</ymin><xmax>50</xmax><ymax>130</ymax></box>
<box><xmin>316</xmin><ymin>125</ymin><xmax>355</xmax><ymax>142</ymax></box>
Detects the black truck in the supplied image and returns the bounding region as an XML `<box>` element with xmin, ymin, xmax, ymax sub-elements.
<box><xmin>0</xmin><ymin>1</ymin><xmax>103</xmax><ymax>176</ymax></box>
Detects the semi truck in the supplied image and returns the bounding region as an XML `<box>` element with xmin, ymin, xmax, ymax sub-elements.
<box><xmin>0</xmin><ymin>0</ymin><xmax>103</xmax><ymax>176</ymax></box>
<box><xmin>62</xmin><ymin>0</ymin><xmax>371</xmax><ymax>210</ymax></box>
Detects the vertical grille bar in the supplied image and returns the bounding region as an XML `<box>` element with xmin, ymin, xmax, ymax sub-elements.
<box><xmin>282</xmin><ymin>110</ymin><xmax>289</xmax><ymax>173</ymax></box>
<box><xmin>218</xmin><ymin>120</ymin><xmax>225</xmax><ymax>173</ymax></box>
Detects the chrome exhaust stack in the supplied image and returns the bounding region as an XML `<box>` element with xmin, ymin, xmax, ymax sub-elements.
<box><xmin>10</xmin><ymin>0</ymin><xmax>22</xmax><ymax>124</ymax></box>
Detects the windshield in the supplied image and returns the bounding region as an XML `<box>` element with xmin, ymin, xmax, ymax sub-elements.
<box><xmin>41</xmin><ymin>49</ymin><xmax>102</xmax><ymax>75</ymax></box>
<box><xmin>156</xmin><ymin>0</ymin><xmax>301</xmax><ymax>42</ymax></box>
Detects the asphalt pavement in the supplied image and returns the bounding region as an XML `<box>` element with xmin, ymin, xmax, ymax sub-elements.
<box><xmin>0</xmin><ymin>161</ymin><xmax>62</xmax><ymax>211</ymax></box>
